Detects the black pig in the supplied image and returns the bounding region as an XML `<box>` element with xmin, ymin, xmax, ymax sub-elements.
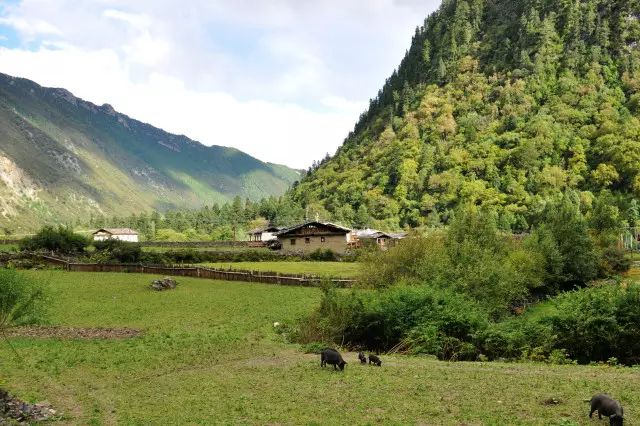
<box><xmin>589</xmin><ymin>394</ymin><xmax>624</xmax><ymax>426</ymax></box>
<box><xmin>320</xmin><ymin>348</ymin><xmax>347</xmax><ymax>371</ymax></box>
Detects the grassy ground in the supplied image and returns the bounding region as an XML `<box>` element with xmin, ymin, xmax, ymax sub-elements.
<box><xmin>0</xmin><ymin>243</ymin><xmax>18</xmax><ymax>252</ymax></box>
<box><xmin>626</xmin><ymin>267</ymin><xmax>640</xmax><ymax>280</ymax></box>
<box><xmin>1</xmin><ymin>271</ymin><xmax>639</xmax><ymax>425</ymax></box>
<box><xmin>202</xmin><ymin>261</ymin><xmax>361</xmax><ymax>278</ymax></box>
<box><xmin>627</xmin><ymin>251</ymin><xmax>640</xmax><ymax>262</ymax></box>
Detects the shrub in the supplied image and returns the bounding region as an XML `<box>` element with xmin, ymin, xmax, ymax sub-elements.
<box><xmin>294</xmin><ymin>284</ymin><xmax>489</xmax><ymax>360</ymax></box>
<box><xmin>543</xmin><ymin>283</ymin><xmax>640</xmax><ymax>365</ymax></box>
<box><xmin>309</xmin><ymin>249</ymin><xmax>338</xmax><ymax>261</ymax></box>
<box><xmin>478</xmin><ymin>283</ymin><xmax>640</xmax><ymax>365</ymax></box>
<box><xmin>20</xmin><ymin>226</ymin><xmax>88</xmax><ymax>254</ymax></box>
<box><xmin>359</xmin><ymin>207</ymin><xmax>545</xmax><ymax>318</ymax></box>
<box><xmin>93</xmin><ymin>240</ymin><xmax>143</xmax><ymax>263</ymax></box>
<box><xmin>0</xmin><ymin>268</ymin><xmax>48</xmax><ymax>330</ymax></box>
<box><xmin>547</xmin><ymin>349</ymin><xmax>575</xmax><ymax>365</ymax></box>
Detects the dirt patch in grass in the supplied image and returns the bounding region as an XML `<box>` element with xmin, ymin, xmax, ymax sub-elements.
<box><xmin>5</xmin><ymin>326</ymin><xmax>142</xmax><ymax>340</ymax></box>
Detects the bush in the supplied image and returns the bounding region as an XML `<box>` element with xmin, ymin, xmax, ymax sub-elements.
<box><xmin>20</xmin><ymin>226</ymin><xmax>88</xmax><ymax>254</ymax></box>
<box><xmin>93</xmin><ymin>240</ymin><xmax>143</xmax><ymax>263</ymax></box>
<box><xmin>359</xmin><ymin>207</ymin><xmax>545</xmax><ymax>318</ymax></box>
<box><xmin>478</xmin><ymin>283</ymin><xmax>640</xmax><ymax>365</ymax></box>
<box><xmin>0</xmin><ymin>268</ymin><xmax>48</xmax><ymax>329</ymax></box>
<box><xmin>294</xmin><ymin>284</ymin><xmax>489</xmax><ymax>360</ymax></box>
<box><xmin>543</xmin><ymin>283</ymin><xmax>640</xmax><ymax>365</ymax></box>
<box><xmin>309</xmin><ymin>249</ymin><xmax>338</xmax><ymax>261</ymax></box>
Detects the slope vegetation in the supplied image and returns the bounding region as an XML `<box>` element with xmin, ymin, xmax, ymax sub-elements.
<box><xmin>0</xmin><ymin>73</ymin><xmax>299</xmax><ymax>230</ymax></box>
<box><xmin>291</xmin><ymin>0</ymin><xmax>640</xmax><ymax>230</ymax></box>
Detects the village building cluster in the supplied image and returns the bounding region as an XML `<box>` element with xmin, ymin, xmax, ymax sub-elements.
<box><xmin>248</xmin><ymin>221</ymin><xmax>406</xmax><ymax>254</ymax></box>
<box><xmin>92</xmin><ymin>222</ymin><xmax>405</xmax><ymax>254</ymax></box>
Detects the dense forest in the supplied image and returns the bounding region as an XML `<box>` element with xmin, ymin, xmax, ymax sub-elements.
<box><xmin>290</xmin><ymin>0</ymin><xmax>640</xmax><ymax>231</ymax></box>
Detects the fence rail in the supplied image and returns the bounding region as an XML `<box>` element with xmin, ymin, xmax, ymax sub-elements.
<box><xmin>139</xmin><ymin>241</ymin><xmax>266</xmax><ymax>248</ymax></box>
<box><xmin>39</xmin><ymin>255</ymin><xmax>354</xmax><ymax>288</ymax></box>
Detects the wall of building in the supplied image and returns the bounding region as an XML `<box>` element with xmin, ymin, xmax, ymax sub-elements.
<box><xmin>279</xmin><ymin>234</ymin><xmax>348</xmax><ymax>254</ymax></box>
<box><xmin>93</xmin><ymin>234</ymin><xmax>139</xmax><ymax>242</ymax></box>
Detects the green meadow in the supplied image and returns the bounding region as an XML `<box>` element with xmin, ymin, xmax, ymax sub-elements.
<box><xmin>1</xmin><ymin>271</ymin><xmax>639</xmax><ymax>425</ymax></box>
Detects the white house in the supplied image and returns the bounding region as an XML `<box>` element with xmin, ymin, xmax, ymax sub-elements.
<box><xmin>92</xmin><ymin>228</ymin><xmax>139</xmax><ymax>243</ymax></box>
<box><xmin>247</xmin><ymin>226</ymin><xmax>281</xmax><ymax>242</ymax></box>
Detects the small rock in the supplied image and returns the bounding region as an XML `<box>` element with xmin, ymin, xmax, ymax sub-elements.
<box><xmin>150</xmin><ymin>276</ymin><xmax>178</xmax><ymax>291</ymax></box>
<box><xmin>0</xmin><ymin>388</ymin><xmax>59</xmax><ymax>423</ymax></box>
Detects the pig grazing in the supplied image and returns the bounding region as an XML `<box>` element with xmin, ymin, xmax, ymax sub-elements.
<box><xmin>589</xmin><ymin>394</ymin><xmax>624</xmax><ymax>426</ymax></box>
<box><xmin>320</xmin><ymin>348</ymin><xmax>347</xmax><ymax>371</ymax></box>
<box><xmin>358</xmin><ymin>352</ymin><xmax>367</xmax><ymax>364</ymax></box>
<box><xmin>368</xmin><ymin>354</ymin><xmax>382</xmax><ymax>366</ymax></box>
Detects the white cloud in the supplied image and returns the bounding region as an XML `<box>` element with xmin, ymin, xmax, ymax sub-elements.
<box><xmin>0</xmin><ymin>16</ymin><xmax>62</xmax><ymax>36</ymax></box>
<box><xmin>122</xmin><ymin>32</ymin><xmax>171</xmax><ymax>66</ymax></box>
<box><xmin>102</xmin><ymin>9</ymin><xmax>151</xmax><ymax>30</ymax></box>
<box><xmin>0</xmin><ymin>0</ymin><xmax>442</xmax><ymax>168</ymax></box>
<box><xmin>0</xmin><ymin>45</ymin><xmax>361</xmax><ymax>168</ymax></box>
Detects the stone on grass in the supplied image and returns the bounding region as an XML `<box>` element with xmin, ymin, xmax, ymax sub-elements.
<box><xmin>150</xmin><ymin>276</ymin><xmax>178</xmax><ymax>291</ymax></box>
<box><xmin>0</xmin><ymin>389</ymin><xmax>58</xmax><ymax>423</ymax></box>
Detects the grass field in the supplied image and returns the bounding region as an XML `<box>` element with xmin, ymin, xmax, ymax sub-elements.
<box><xmin>202</xmin><ymin>261</ymin><xmax>361</xmax><ymax>278</ymax></box>
<box><xmin>2</xmin><ymin>271</ymin><xmax>640</xmax><ymax>425</ymax></box>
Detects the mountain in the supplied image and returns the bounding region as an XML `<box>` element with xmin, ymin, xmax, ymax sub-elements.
<box><xmin>290</xmin><ymin>0</ymin><xmax>640</xmax><ymax>231</ymax></box>
<box><xmin>0</xmin><ymin>73</ymin><xmax>299</xmax><ymax>231</ymax></box>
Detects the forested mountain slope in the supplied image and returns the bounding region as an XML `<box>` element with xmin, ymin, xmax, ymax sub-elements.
<box><xmin>291</xmin><ymin>0</ymin><xmax>640</xmax><ymax>231</ymax></box>
<box><xmin>0</xmin><ymin>73</ymin><xmax>299</xmax><ymax>231</ymax></box>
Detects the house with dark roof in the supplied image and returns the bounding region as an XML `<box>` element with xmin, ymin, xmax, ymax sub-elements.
<box><xmin>275</xmin><ymin>221</ymin><xmax>352</xmax><ymax>254</ymax></box>
<box><xmin>92</xmin><ymin>228</ymin><xmax>139</xmax><ymax>243</ymax></box>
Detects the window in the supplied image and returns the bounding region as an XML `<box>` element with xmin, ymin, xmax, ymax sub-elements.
<box><xmin>321</xmin><ymin>237</ymin><xmax>326</xmax><ymax>243</ymax></box>
<box><xmin>290</xmin><ymin>239</ymin><xmax>296</xmax><ymax>246</ymax></box>
<box><xmin>305</xmin><ymin>237</ymin><xmax>311</xmax><ymax>244</ymax></box>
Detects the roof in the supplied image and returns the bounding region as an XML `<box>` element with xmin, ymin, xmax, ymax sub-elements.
<box><xmin>354</xmin><ymin>229</ymin><xmax>407</xmax><ymax>240</ymax></box>
<box><xmin>93</xmin><ymin>228</ymin><xmax>139</xmax><ymax>235</ymax></box>
<box><xmin>248</xmin><ymin>226</ymin><xmax>281</xmax><ymax>235</ymax></box>
<box><xmin>276</xmin><ymin>221</ymin><xmax>352</xmax><ymax>237</ymax></box>
<box><xmin>388</xmin><ymin>232</ymin><xmax>408</xmax><ymax>239</ymax></box>
<box><xmin>354</xmin><ymin>228</ymin><xmax>380</xmax><ymax>238</ymax></box>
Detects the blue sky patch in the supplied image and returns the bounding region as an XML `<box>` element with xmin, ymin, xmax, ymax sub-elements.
<box><xmin>0</xmin><ymin>0</ymin><xmax>21</xmax><ymax>48</ymax></box>
<box><xmin>0</xmin><ymin>25</ymin><xmax>20</xmax><ymax>48</ymax></box>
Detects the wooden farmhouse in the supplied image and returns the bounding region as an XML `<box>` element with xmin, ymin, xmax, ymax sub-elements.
<box><xmin>92</xmin><ymin>228</ymin><xmax>139</xmax><ymax>243</ymax></box>
<box><xmin>276</xmin><ymin>221</ymin><xmax>353</xmax><ymax>254</ymax></box>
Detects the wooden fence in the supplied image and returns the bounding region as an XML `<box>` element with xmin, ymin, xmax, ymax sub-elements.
<box><xmin>139</xmin><ymin>241</ymin><xmax>266</xmax><ymax>248</ymax></box>
<box><xmin>39</xmin><ymin>255</ymin><xmax>354</xmax><ymax>288</ymax></box>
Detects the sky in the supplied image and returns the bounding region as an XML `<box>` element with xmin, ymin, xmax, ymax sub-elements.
<box><xmin>0</xmin><ymin>0</ymin><xmax>441</xmax><ymax>169</ymax></box>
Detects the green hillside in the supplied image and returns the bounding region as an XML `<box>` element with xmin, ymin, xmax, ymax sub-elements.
<box><xmin>0</xmin><ymin>73</ymin><xmax>299</xmax><ymax>232</ymax></box>
<box><xmin>291</xmin><ymin>0</ymin><xmax>640</xmax><ymax>230</ymax></box>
